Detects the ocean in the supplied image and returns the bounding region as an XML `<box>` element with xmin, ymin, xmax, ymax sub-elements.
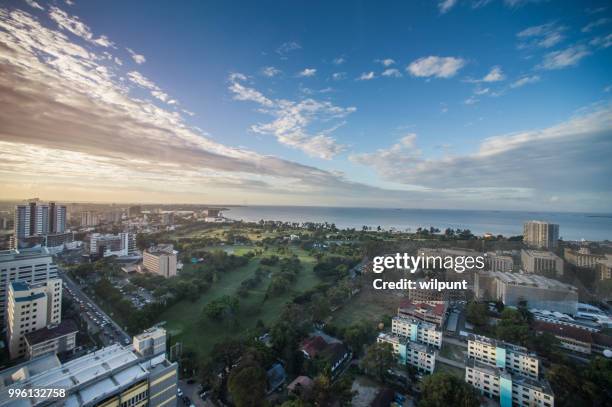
<box><xmin>222</xmin><ymin>206</ymin><xmax>612</xmax><ymax>242</ymax></box>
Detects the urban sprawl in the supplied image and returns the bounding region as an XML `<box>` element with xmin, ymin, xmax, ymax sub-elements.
<box><xmin>0</xmin><ymin>200</ymin><xmax>610</xmax><ymax>407</ymax></box>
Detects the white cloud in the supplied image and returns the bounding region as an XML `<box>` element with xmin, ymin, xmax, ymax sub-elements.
<box><xmin>65</xmin><ymin>0</ymin><xmax>75</xmax><ymax>5</ymax></box>
<box><xmin>49</xmin><ymin>6</ymin><xmax>114</xmax><ymax>47</ymax></box>
<box><xmin>298</xmin><ymin>68</ymin><xmax>316</xmax><ymax>77</ymax></box>
<box><xmin>350</xmin><ymin>134</ymin><xmax>421</xmax><ymax>171</ymax></box>
<box><xmin>538</xmin><ymin>45</ymin><xmax>591</xmax><ymax>70</ymax></box>
<box><xmin>332</xmin><ymin>72</ymin><xmax>346</xmax><ymax>80</ymax></box>
<box><xmin>582</xmin><ymin>17</ymin><xmax>611</xmax><ymax>33</ymax></box>
<box><xmin>376</xmin><ymin>58</ymin><xmax>395</xmax><ymax>66</ymax></box>
<box><xmin>332</xmin><ymin>57</ymin><xmax>345</xmax><ymax>65</ymax></box>
<box><xmin>126</xmin><ymin>47</ymin><xmax>146</xmax><ymax>64</ymax></box>
<box><xmin>590</xmin><ymin>33</ymin><xmax>612</xmax><ymax>49</ymax></box>
<box><xmin>24</xmin><ymin>0</ymin><xmax>44</xmax><ymax>10</ymax></box>
<box><xmin>482</xmin><ymin>66</ymin><xmax>505</xmax><ymax>82</ymax></box>
<box><xmin>464</xmin><ymin>96</ymin><xmax>479</xmax><ymax>105</ymax></box>
<box><xmin>261</xmin><ymin>66</ymin><xmax>281</xmax><ymax>77</ymax></box>
<box><xmin>438</xmin><ymin>0</ymin><xmax>458</xmax><ymax>14</ymax></box>
<box><xmin>407</xmin><ymin>56</ymin><xmax>466</xmax><ymax>78</ymax></box>
<box><xmin>114</xmin><ymin>57</ymin><xmax>122</xmax><ymax>65</ymax></box>
<box><xmin>228</xmin><ymin>74</ymin><xmax>355</xmax><ymax>159</ymax></box>
<box><xmin>517</xmin><ymin>22</ymin><xmax>565</xmax><ymax>49</ymax></box>
<box><xmin>276</xmin><ymin>41</ymin><xmax>301</xmax><ymax>55</ymax></box>
<box><xmin>510</xmin><ymin>75</ymin><xmax>540</xmax><ymax>88</ymax></box>
<box><xmin>381</xmin><ymin>68</ymin><xmax>402</xmax><ymax>78</ymax></box>
<box><xmin>358</xmin><ymin>71</ymin><xmax>376</xmax><ymax>81</ymax></box>
<box><xmin>474</xmin><ymin>87</ymin><xmax>490</xmax><ymax>95</ymax></box>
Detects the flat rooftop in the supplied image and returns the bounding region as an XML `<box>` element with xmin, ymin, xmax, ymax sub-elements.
<box><xmin>0</xmin><ymin>248</ymin><xmax>52</xmax><ymax>263</ymax></box>
<box><xmin>480</xmin><ymin>271</ymin><xmax>576</xmax><ymax>291</ymax></box>
<box><xmin>466</xmin><ymin>359</ymin><xmax>553</xmax><ymax>394</ymax></box>
<box><xmin>25</xmin><ymin>320</ymin><xmax>79</xmax><ymax>346</ymax></box>
<box><xmin>468</xmin><ymin>334</ymin><xmax>536</xmax><ymax>356</ymax></box>
<box><xmin>522</xmin><ymin>249</ymin><xmax>561</xmax><ymax>259</ymax></box>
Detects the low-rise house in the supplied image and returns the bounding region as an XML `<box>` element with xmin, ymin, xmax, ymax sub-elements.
<box><xmin>266</xmin><ymin>363</ymin><xmax>286</xmax><ymax>394</ymax></box>
<box><xmin>287</xmin><ymin>376</ymin><xmax>314</xmax><ymax>398</ymax></box>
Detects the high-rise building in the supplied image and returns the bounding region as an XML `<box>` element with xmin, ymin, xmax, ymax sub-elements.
<box><xmin>80</xmin><ymin>211</ymin><xmax>100</xmax><ymax>227</ymax></box>
<box><xmin>143</xmin><ymin>244</ymin><xmax>178</xmax><ymax>278</ymax></box>
<box><xmin>0</xmin><ymin>247</ymin><xmax>59</xmax><ymax>324</ymax></box>
<box><xmin>523</xmin><ymin>221</ymin><xmax>559</xmax><ymax>249</ymax></box>
<box><xmin>0</xmin><ymin>328</ymin><xmax>177</xmax><ymax>407</ymax></box>
<box><xmin>13</xmin><ymin>200</ymin><xmax>67</xmax><ymax>249</ymax></box>
<box><xmin>6</xmin><ymin>279</ymin><xmax>62</xmax><ymax>359</ymax></box>
<box><xmin>90</xmin><ymin>232</ymin><xmax>136</xmax><ymax>257</ymax></box>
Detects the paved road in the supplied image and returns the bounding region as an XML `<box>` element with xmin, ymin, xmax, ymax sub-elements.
<box><xmin>60</xmin><ymin>271</ymin><xmax>131</xmax><ymax>346</ymax></box>
<box><xmin>437</xmin><ymin>355</ymin><xmax>465</xmax><ymax>369</ymax></box>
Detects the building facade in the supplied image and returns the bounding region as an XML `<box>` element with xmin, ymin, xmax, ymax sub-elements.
<box><xmin>487</xmin><ymin>252</ymin><xmax>514</xmax><ymax>273</ymax></box>
<box><xmin>90</xmin><ymin>232</ymin><xmax>136</xmax><ymax>257</ymax></box>
<box><xmin>143</xmin><ymin>245</ymin><xmax>177</xmax><ymax>278</ymax></box>
<box><xmin>25</xmin><ymin>319</ymin><xmax>78</xmax><ymax>359</ymax></box>
<box><xmin>13</xmin><ymin>200</ymin><xmax>66</xmax><ymax>248</ymax></box>
<box><xmin>523</xmin><ymin>221</ymin><xmax>559</xmax><ymax>249</ymax></box>
<box><xmin>0</xmin><ymin>248</ymin><xmax>59</xmax><ymax>324</ymax></box>
<box><xmin>521</xmin><ymin>249</ymin><xmax>563</xmax><ymax>276</ymax></box>
<box><xmin>391</xmin><ymin>316</ymin><xmax>442</xmax><ymax>348</ymax></box>
<box><xmin>397</xmin><ymin>300</ymin><xmax>447</xmax><ymax>327</ymax></box>
<box><xmin>467</xmin><ymin>335</ymin><xmax>539</xmax><ymax>379</ymax></box>
<box><xmin>6</xmin><ymin>279</ymin><xmax>62</xmax><ymax>359</ymax></box>
<box><xmin>377</xmin><ymin>332</ymin><xmax>436</xmax><ymax>374</ymax></box>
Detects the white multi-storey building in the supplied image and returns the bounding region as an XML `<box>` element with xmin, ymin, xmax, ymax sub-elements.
<box><xmin>523</xmin><ymin>221</ymin><xmax>559</xmax><ymax>249</ymax></box>
<box><xmin>13</xmin><ymin>200</ymin><xmax>66</xmax><ymax>243</ymax></box>
<box><xmin>391</xmin><ymin>316</ymin><xmax>442</xmax><ymax>348</ymax></box>
<box><xmin>466</xmin><ymin>359</ymin><xmax>554</xmax><ymax>407</ymax></box>
<box><xmin>521</xmin><ymin>249</ymin><xmax>564</xmax><ymax>276</ymax></box>
<box><xmin>143</xmin><ymin>244</ymin><xmax>178</xmax><ymax>278</ymax></box>
<box><xmin>377</xmin><ymin>332</ymin><xmax>436</xmax><ymax>374</ymax></box>
<box><xmin>0</xmin><ymin>248</ymin><xmax>59</xmax><ymax>324</ymax></box>
<box><xmin>467</xmin><ymin>334</ymin><xmax>539</xmax><ymax>379</ymax></box>
<box><xmin>90</xmin><ymin>232</ymin><xmax>136</xmax><ymax>257</ymax></box>
<box><xmin>6</xmin><ymin>279</ymin><xmax>62</xmax><ymax>360</ymax></box>
<box><xmin>487</xmin><ymin>252</ymin><xmax>514</xmax><ymax>272</ymax></box>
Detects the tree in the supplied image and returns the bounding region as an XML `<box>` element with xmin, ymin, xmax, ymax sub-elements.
<box><xmin>227</xmin><ymin>364</ymin><xmax>267</xmax><ymax>407</ymax></box>
<box><xmin>360</xmin><ymin>342</ymin><xmax>396</xmax><ymax>382</ymax></box>
<box><xmin>496</xmin><ymin>308</ymin><xmax>530</xmax><ymax>346</ymax></box>
<box><xmin>465</xmin><ymin>302</ymin><xmax>489</xmax><ymax>327</ymax></box>
<box><xmin>419</xmin><ymin>372</ymin><xmax>479</xmax><ymax>407</ymax></box>
<box><xmin>310</xmin><ymin>369</ymin><xmax>354</xmax><ymax>406</ymax></box>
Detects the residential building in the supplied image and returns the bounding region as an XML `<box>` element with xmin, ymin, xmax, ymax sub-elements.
<box><xmin>597</xmin><ymin>255</ymin><xmax>612</xmax><ymax>281</ymax></box>
<box><xmin>487</xmin><ymin>252</ymin><xmax>514</xmax><ymax>273</ymax></box>
<box><xmin>300</xmin><ymin>335</ymin><xmax>351</xmax><ymax>376</ymax></box>
<box><xmin>465</xmin><ymin>359</ymin><xmax>554</xmax><ymax>407</ymax></box>
<box><xmin>13</xmin><ymin>200</ymin><xmax>66</xmax><ymax>248</ymax></box>
<box><xmin>6</xmin><ymin>279</ymin><xmax>62</xmax><ymax>360</ymax></box>
<box><xmin>467</xmin><ymin>334</ymin><xmax>539</xmax><ymax>379</ymax></box>
<box><xmin>0</xmin><ymin>247</ymin><xmax>59</xmax><ymax>324</ymax></box>
<box><xmin>24</xmin><ymin>319</ymin><xmax>78</xmax><ymax>359</ymax></box>
<box><xmin>521</xmin><ymin>249</ymin><xmax>563</xmax><ymax>276</ymax></box>
<box><xmin>80</xmin><ymin>211</ymin><xmax>100</xmax><ymax>227</ymax></box>
<box><xmin>391</xmin><ymin>316</ymin><xmax>442</xmax><ymax>348</ymax></box>
<box><xmin>474</xmin><ymin>271</ymin><xmax>578</xmax><ymax>314</ymax></box>
<box><xmin>143</xmin><ymin>244</ymin><xmax>177</xmax><ymax>278</ymax></box>
<box><xmin>397</xmin><ymin>299</ymin><xmax>447</xmax><ymax>327</ymax></box>
<box><xmin>564</xmin><ymin>247</ymin><xmax>605</xmax><ymax>269</ymax></box>
<box><xmin>533</xmin><ymin>321</ymin><xmax>593</xmax><ymax>354</ymax></box>
<box><xmin>133</xmin><ymin>327</ymin><xmax>167</xmax><ymax>357</ymax></box>
<box><xmin>523</xmin><ymin>221</ymin><xmax>559</xmax><ymax>249</ymax></box>
<box><xmin>377</xmin><ymin>332</ymin><xmax>436</xmax><ymax>374</ymax></box>
<box><xmin>90</xmin><ymin>232</ymin><xmax>136</xmax><ymax>257</ymax></box>
<box><xmin>0</xmin><ymin>330</ymin><xmax>177</xmax><ymax>407</ymax></box>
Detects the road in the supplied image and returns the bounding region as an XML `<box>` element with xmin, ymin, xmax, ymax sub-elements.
<box><xmin>442</xmin><ymin>336</ymin><xmax>468</xmax><ymax>348</ymax></box>
<box><xmin>60</xmin><ymin>271</ymin><xmax>131</xmax><ymax>346</ymax></box>
<box><xmin>436</xmin><ymin>355</ymin><xmax>466</xmax><ymax>369</ymax></box>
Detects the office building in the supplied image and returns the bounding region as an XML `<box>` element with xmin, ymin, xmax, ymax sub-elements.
<box><xmin>0</xmin><ymin>247</ymin><xmax>59</xmax><ymax>324</ymax></box>
<box><xmin>397</xmin><ymin>299</ymin><xmax>447</xmax><ymax>327</ymax></box>
<box><xmin>90</xmin><ymin>232</ymin><xmax>136</xmax><ymax>257</ymax></box>
<box><xmin>6</xmin><ymin>279</ymin><xmax>62</xmax><ymax>359</ymax></box>
<box><xmin>0</xmin><ymin>329</ymin><xmax>177</xmax><ymax>407</ymax></box>
<box><xmin>474</xmin><ymin>271</ymin><xmax>578</xmax><ymax>314</ymax></box>
<box><xmin>523</xmin><ymin>221</ymin><xmax>559</xmax><ymax>249</ymax></box>
<box><xmin>377</xmin><ymin>332</ymin><xmax>436</xmax><ymax>374</ymax></box>
<box><xmin>597</xmin><ymin>255</ymin><xmax>612</xmax><ymax>281</ymax></box>
<box><xmin>80</xmin><ymin>211</ymin><xmax>100</xmax><ymax>227</ymax></box>
<box><xmin>133</xmin><ymin>327</ymin><xmax>167</xmax><ymax>357</ymax></box>
<box><xmin>13</xmin><ymin>200</ymin><xmax>67</xmax><ymax>248</ymax></box>
<box><xmin>465</xmin><ymin>359</ymin><xmax>554</xmax><ymax>407</ymax></box>
<box><xmin>467</xmin><ymin>334</ymin><xmax>539</xmax><ymax>379</ymax></box>
<box><xmin>521</xmin><ymin>249</ymin><xmax>564</xmax><ymax>276</ymax></box>
<box><xmin>24</xmin><ymin>319</ymin><xmax>78</xmax><ymax>360</ymax></box>
<box><xmin>391</xmin><ymin>316</ymin><xmax>442</xmax><ymax>348</ymax></box>
<box><xmin>487</xmin><ymin>252</ymin><xmax>514</xmax><ymax>273</ymax></box>
<box><xmin>143</xmin><ymin>244</ymin><xmax>177</xmax><ymax>278</ymax></box>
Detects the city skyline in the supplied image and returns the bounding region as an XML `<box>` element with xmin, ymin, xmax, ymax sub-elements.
<box><xmin>1</xmin><ymin>0</ymin><xmax>611</xmax><ymax>212</ymax></box>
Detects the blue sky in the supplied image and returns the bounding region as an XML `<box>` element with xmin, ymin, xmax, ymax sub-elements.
<box><xmin>0</xmin><ymin>0</ymin><xmax>611</xmax><ymax>211</ymax></box>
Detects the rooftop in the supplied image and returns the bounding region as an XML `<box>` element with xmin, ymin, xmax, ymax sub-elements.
<box><xmin>533</xmin><ymin>320</ymin><xmax>593</xmax><ymax>343</ymax></box>
<box><xmin>468</xmin><ymin>334</ymin><xmax>536</xmax><ymax>357</ymax></box>
<box><xmin>521</xmin><ymin>249</ymin><xmax>561</xmax><ymax>260</ymax></box>
<box><xmin>398</xmin><ymin>299</ymin><xmax>446</xmax><ymax>317</ymax></box>
<box><xmin>24</xmin><ymin>320</ymin><xmax>79</xmax><ymax>346</ymax></box>
<box><xmin>479</xmin><ymin>271</ymin><xmax>576</xmax><ymax>291</ymax></box>
<box><xmin>466</xmin><ymin>359</ymin><xmax>553</xmax><ymax>394</ymax></box>
<box><xmin>0</xmin><ymin>248</ymin><xmax>52</xmax><ymax>263</ymax></box>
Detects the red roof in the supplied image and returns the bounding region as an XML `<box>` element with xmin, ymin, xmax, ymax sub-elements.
<box><xmin>533</xmin><ymin>321</ymin><xmax>593</xmax><ymax>344</ymax></box>
<box><xmin>301</xmin><ymin>336</ymin><xmax>327</xmax><ymax>358</ymax></box>
<box><xmin>398</xmin><ymin>299</ymin><xmax>445</xmax><ymax>316</ymax></box>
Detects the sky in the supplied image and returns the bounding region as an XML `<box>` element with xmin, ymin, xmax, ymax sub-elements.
<box><xmin>0</xmin><ymin>0</ymin><xmax>611</xmax><ymax>212</ymax></box>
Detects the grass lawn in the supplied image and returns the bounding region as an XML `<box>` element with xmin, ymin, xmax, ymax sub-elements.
<box><xmin>439</xmin><ymin>342</ymin><xmax>466</xmax><ymax>363</ymax></box>
<box><xmin>435</xmin><ymin>363</ymin><xmax>464</xmax><ymax>379</ymax></box>
<box><xmin>157</xmin><ymin>246</ymin><xmax>321</xmax><ymax>359</ymax></box>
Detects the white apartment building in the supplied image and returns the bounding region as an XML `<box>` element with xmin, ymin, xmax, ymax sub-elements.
<box><xmin>465</xmin><ymin>359</ymin><xmax>554</xmax><ymax>407</ymax></box>
<box><xmin>521</xmin><ymin>249</ymin><xmax>563</xmax><ymax>276</ymax></box>
<box><xmin>90</xmin><ymin>232</ymin><xmax>136</xmax><ymax>257</ymax></box>
<box><xmin>377</xmin><ymin>332</ymin><xmax>436</xmax><ymax>374</ymax></box>
<box><xmin>6</xmin><ymin>279</ymin><xmax>62</xmax><ymax>360</ymax></box>
<box><xmin>467</xmin><ymin>334</ymin><xmax>539</xmax><ymax>379</ymax></box>
<box><xmin>487</xmin><ymin>252</ymin><xmax>514</xmax><ymax>272</ymax></box>
<box><xmin>80</xmin><ymin>211</ymin><xmax>100</xmax><ymax>227</ymax></box>
<box><xmin>0</xmin><ymin>248</ymin><xmax>59</xmax><ymax>324</ymax></box>
<box><xmin>391</xmin><ymin>316</ymin><xmax>442</xmax><ymax>348</ymax></box>
<box><xmin>14</xmin><ymin>201</ymin><xmax>66</xmax><ymax>241</ymax></box>
<box><xmin>143</xmin><ymin>244</ymin><xmax>177</xmax><ymax>278</ymax></box>
<box><xmin>523</xmin><ymin>221</ymin><xmax>559</xmax><ymax>249</ymax></box>
<box><xmin>133</xmin><ymin>327</ymin><xmax>167</xmax><ymax>357</ymax></box>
